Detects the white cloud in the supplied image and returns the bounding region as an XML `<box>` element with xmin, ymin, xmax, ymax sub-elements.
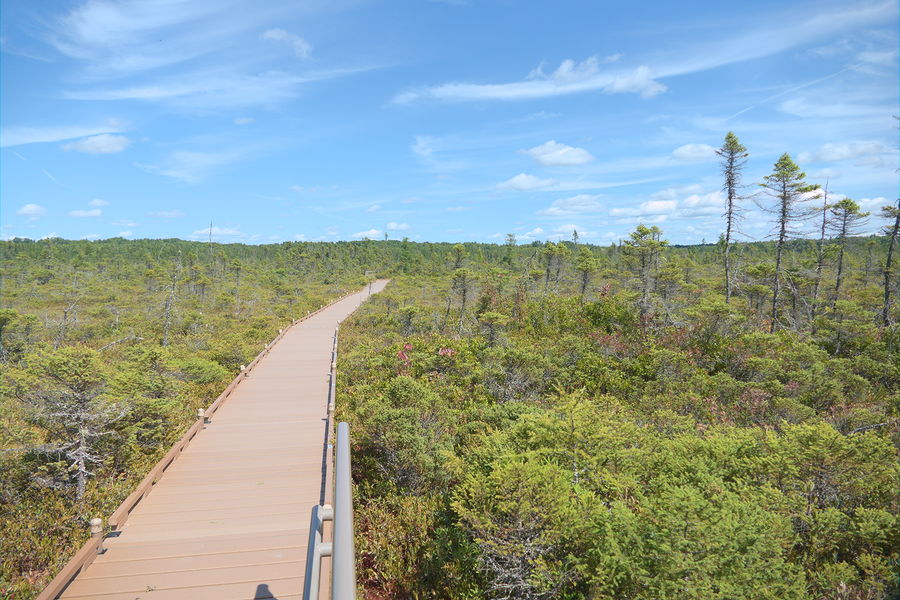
<box><xmin>118</xmin><ymin>230</ymin><xmax>133</xmax><ymax>237</ymax></box>
<box><xmin>190</xmin><ymin>226</ymin><xmax>246</xmax><ymax>241</ymax></box>
<box><xmin>63</xmin><ymin>133</ymin><xmax>131</xmax><ymax>154</ymax></box>
<box><xmin>1</xmin><ymin>120</ymin><xmax>125</xmax><ymax>147</ymax></box>
<box><xmin>366</xmin><ymin>204</ymin><xmax>380</xmax><ymax>212</ymax></box>
<box><xmin>69</xmin><ymin>209</ymin><xmax>102</xmax><ymax>217</ymax></box>
<box><xmin>798</xmin><ymin>140</ymin><xmax>892</xmax><ymax>163</ymax></box>
<box><xmin>857</xmin><ymin>197</ymin><xmax>889</xmax><ymax>210</ymax></box>
<box><xmin>65</xmin><ymin>69</ymin><xmax>367</xmax><ymax>110</ymax></box>
<box><xmin>610</xmin><ymin>186</ymin><xmax>724</xmax><ymax>224</ymax></box>
<box><xmin>394</xmin><ymin>56</ymin><xmax>666</xmax><ymax>103</ymax></box>
<box><xmin>551</xmin><ymin>224</ymin><xmax>597</xmax><ymax>240</ymax></box>
<box><xmin>234</xmin><ymin>117</ymin><xmax>255</xmax><ymax>125</ymax></box>
<box><xmin>387</xmin><ymin>222</ymin><xmax>410</xmax><ymax>231</ymax></box>
<box><xmin>610</xmin><ymin>199</ymin><xmax>676</xmax><ymax>218</ymax></box>
<box><xmin>856</xmin><ymin>49</ymin><xmax>897</xmax><ymax>66</ymax></box>
<box><xmin>16</xmin><ymin>203</ymin><xmax>47</xmax><ymax>219</ymax></box>
<box><xmin>111</xmin><ymin>219</ymin><xmax>138</xmax><ymax>226</ymax></box>
<box><xmin>411</xmin><ymin>136</ymin><xmax>435</xmax><ymax>158</ymax></box>
<box><xmin>537</xmin><ymin>194</ymin><xmax>603</xmax><ymax>216</ymax></box>
<box><xmin>89</xmin><ymin>198</ymin><xmax>110</xmax><ymax>207</ymax></box>
<box><xmin>519</xmin><ymin>227</ymin><xmax>545</xmax><ymax>241</ymax></box>
<box><xmin>352</xmin><ymin>228</ymin><xmax>382</xmax><ymax>239</ymax></box>
<box><xmin>135</xmin><ymin>150</ymin><xmax>240</xmax><ymax>183</ymax></box>
<box><xmin>261</xmin><ymin>28</ymin><xmax>312</xmax><ymax>59</ymax></box>
<box><xmin>149</xmin><ymin>209</ymin><xmax>185</xmax><ymax>218</ymax></box>
<box><xmin>779</xmin><ymin>97</ymin><xmax>888</xmax><ymax>119</ymax></box>
<box><xmin>497</xmin><ymin>173</ymin><xmax>557</xmax><ymax>191</ymax></box>
<box><xmin>671</xmin><ymin>143</ymin><xmax>717</xmax><ymax>161</ymax></box>
<box><xmin>524</xmin><ymin>140</ymin><xmax>594</xmax><ymax>166</ymax></box>
<box><xmin>655</xmin><ymin>2</ymin><xmax>896</xmax><ymax>78</ymax></box>
<box><xmin>809</xmin><ymin>168</ymin><xmax>842</xmax><ymax>180</ymax></box>
<box><xmin>81</xmin><ymin>234</ymin><xmax>101</xmax><ymax>240</ymax></box>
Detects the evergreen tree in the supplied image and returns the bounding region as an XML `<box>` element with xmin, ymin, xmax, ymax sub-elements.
<box><xmin>758</xmin><ymin>153</ymin><xmax>813</xmax><ymax>332</ymax></box>
<box><xmin>880</xmin><ymin>199</ymin><xmax>900</xmax><ymax>326</ymax></box>
<box><xmin>715</xmin><ymin>132</ymin><xmax>748</xmax><ymax>303</ymax></box>
<box><xmin>827</xmin><ymin>198</ymin><xmax>869</xmax><ymax>307</ymax></box>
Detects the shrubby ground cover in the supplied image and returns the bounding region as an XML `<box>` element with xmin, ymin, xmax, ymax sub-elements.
<box><xmin>1</xmin><ymin>226</ymin><xmax>898</xmax><ymax>599</ymax></box>
<box><xmin>337</xmin><ymin>236</ymin><xmax>899</xmax><ymax>600</ymax></box>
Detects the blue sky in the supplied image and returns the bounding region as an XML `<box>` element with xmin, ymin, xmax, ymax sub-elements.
<box><xmin>1</xmin><ymin>0</ymin><xmax>897</xmax><ymax>245</ymax></box>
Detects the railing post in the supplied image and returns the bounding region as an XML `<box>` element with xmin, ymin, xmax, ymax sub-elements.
<box><xmin>303</xmin><ymin>503</ymin><xmax>333</xmax><ymax>600</ymax></box>
<box><xmin>90</xmin><ymin>517</ymin><xmax>104</xmax><ymax>555</ymax></box>
<box><xmin>332</xmin><ymin>422</ymin><xmax>356</xmax><ymax>600</ymax></box>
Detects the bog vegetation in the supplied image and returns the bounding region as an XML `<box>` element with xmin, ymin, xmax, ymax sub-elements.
<box><xmin>2</xmin><ymin>137</ymin><xmax>899</xmax><ymax>599</ymax></box>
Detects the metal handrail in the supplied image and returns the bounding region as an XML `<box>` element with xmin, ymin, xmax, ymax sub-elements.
<box><xmin>332</xmin><ymin>422</ymin><xmax>356</xmax><ymax>600</ymax></box>
<box><xmin>303</xmin><ymin>503</ymin><xmax>333</xmax><ymax>600</ymax></box>
<box><xmin>304</xmin><ymin>422</ymin><xmax>355</xmax><ymax>600</ymax></box>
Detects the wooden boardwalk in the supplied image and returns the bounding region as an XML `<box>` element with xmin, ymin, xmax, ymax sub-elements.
<box><xmin>56</xmin><ymin>281</ymin><xmax>388</xmax><ymax>600</ymax></box>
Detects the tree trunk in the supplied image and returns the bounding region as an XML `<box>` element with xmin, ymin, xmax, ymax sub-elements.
<box><xmin>883</xmin><ymin>207</ymin><xmax>900</xmax><ymax>326</ymax></box>
<box><xmin>811</xmin><ymin>188</ymin><xmax>829</xmax><ymax>326</ymax></box>
<box><xmin>770</xmin><ymin>187</ymin><xmax>790</xmax><ymax>333</ymax></box>
<box><xmin>457</xmin><ymin>285</ymin><xmax>468</xmax><ymax>335</ymax></box>
<box><xmin>832</xmin><ymin>214</ymin><xmax>849</xmax><ymax>309</ymax></box>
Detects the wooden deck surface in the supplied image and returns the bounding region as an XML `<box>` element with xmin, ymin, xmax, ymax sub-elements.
<box><xmin>58</xmin><ymin>281</ymin><xmax>388</xmax><ymax>600</ymax></box>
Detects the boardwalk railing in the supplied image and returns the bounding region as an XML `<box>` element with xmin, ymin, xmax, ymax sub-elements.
<box><xmin>304</xmin><ymin>422</ymin><xmax>356</xmax><ymax>600</ymax></box>
<box><xmin>37</xmin><ymin>289</ymin><xmax>358</xmax><ymax>600</ymax></box>
<box><xmin>306</xmin><ymin>324</ymin><xmax>357</xmax><ymax>600</ymax></box>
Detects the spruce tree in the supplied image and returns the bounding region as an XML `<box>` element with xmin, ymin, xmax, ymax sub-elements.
<box><xmin>759</xmin><ymin>153</ymin><xmax>813</xmax><ymax>332</ymax></box>
<box><xmin>715</xmin><ymin>132</ymin><xmax>748</xmax><ymax>303</ymax></box>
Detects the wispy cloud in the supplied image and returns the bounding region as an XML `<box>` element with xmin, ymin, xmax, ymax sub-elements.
<box><xmin>394</xmin><ymin>2</ymin><xmax>895</xmax><ymax>105</ymax></box>
<box><xmin>394</xmin><ymin>56</ymin><xmax>666</xmax><ymax>103</ymax></box>
<box><xmin>261</xmin><ymin>28</ymin><xmax>312</xmax><ymax>59</ymax></box>
<box><xmin>45</xmin><ymin>1</ymin><xmax>372</xmax><ymax>110</ymax></box>
<box><xmin>537</xmin><ymin>194</ymin><xmax>603</xmax><ymax>216</ymax></box>
<box><xmin>69</xmin><ymin>208</ymin><xmax>102</xmax><ymax>217</ymax></box>
<box><xmin>654</xmin><ymin>1</ymin><xmax>897</xmax><ymax>78</ymax></box>
<box><xmin>497</xmin><ymin>173</ymin><xmax>557</xmax><ymax>191</ymax></box>
<box><xmin>135</xmin><ymin>150</ymin><xmax>241</xmax><ymax>183</ymax></box>
<box><xmin>1</xmin><ymin>120</ymin><xmax>125</xmax><ymax>147</ymax></box>
<box><xmin>149</xmin><ymin>209</ymin><xmax>186</xmax><ymax>218</ymax></box>
<box><xmin>498</xmin><ymin>173</ymin><xmax>660</xmax><ymax>193</ymax></box>
<box><xmin>798</xmin><ymin>140</ymin><xmax>893</xmax><ymax>163</ymax></box>
<box><xmin>352</xmin><ymin>228</ymin><xmax>382</xmax><ymax>238</ymax></box>
<box><xmin>89</xmin><ymin>198</ymin><xmax>109</xmax><ymax>207</ymax></box>
<box><xmin>47</xmin><ymin>0</ymin><xmax>271</xmax><ymax>75</ymax></box>
<box><xmin>63</xmin><ymin>133</ymin><xmax>131</xmax><ymax>154</ymax></box>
